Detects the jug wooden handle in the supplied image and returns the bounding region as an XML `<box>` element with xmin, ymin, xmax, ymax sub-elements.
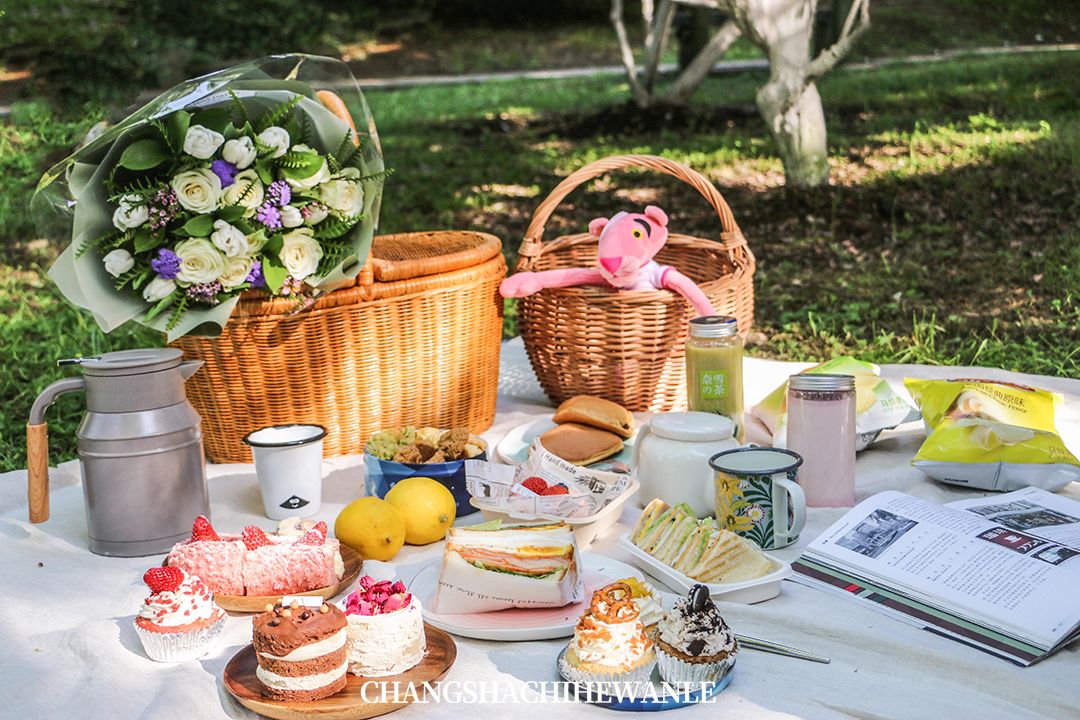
<box><xmin>27</xmin><ymin>423</ymin><xmax>49</xmax><ymax>523</ymax></box>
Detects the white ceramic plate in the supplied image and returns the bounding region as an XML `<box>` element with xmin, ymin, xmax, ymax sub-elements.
<box><xmin>495</xmin><ymin>417</ymin><xmax>635</xmax><ymax>472</ymax></box>
<box><xmin>412</xmin><ymin>553</ymin><xmax>642</xmax><ymax>641</ymax></box>
<box><xmin>617</xmin><ymin>533</ymin><xmax>792</xmax><ymax>604</ymax></box>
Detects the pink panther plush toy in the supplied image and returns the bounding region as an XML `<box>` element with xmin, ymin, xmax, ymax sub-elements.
<box><xmin>500</xmin><ymin>205</ymin><xmax>715</xmax><ymax>316</ymax></box>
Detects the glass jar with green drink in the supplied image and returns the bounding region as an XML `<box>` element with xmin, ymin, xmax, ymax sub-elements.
<box><xmin>685</xmin><ymin>316</ymin><xmax>744</xmax><ymax>439</ymax></box>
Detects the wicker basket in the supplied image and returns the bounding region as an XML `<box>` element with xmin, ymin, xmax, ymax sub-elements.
<box><xmin>173</xmin><ymin>231</ymin><xmax>506</xmax><ymax>463</ymax></box>
<box><xmin>515</xmin><ymin>154</ymin><xmax>755</xmax><ymax>412</ymax></box>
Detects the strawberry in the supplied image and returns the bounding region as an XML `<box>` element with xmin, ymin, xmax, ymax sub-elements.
<box><xmin>311</xmin><ymin>521</ymin><xmax>328</xmax><ymax>538</ymax></box>
<box><xmin>540</xmin><ymin>484</ymin><xmax>569</xmax><ymax>496</ymax></box>
<box><xmin>143</xmin><ymin>566</ymin><xmax>184</xmax><ymax>593</ymax></box>
<box><xmin>191</xmin><ymin>515</ymin><xmax>219</xmax><ymax>542</ymax></box>
<box><xmin>242</xmin><ymin>525</ymin><xmax>272</xmax><ymax>550</ymax></box>
<box><xmin>391</xmin><ymin>580</ymin><xmax>406</xmax><ymax>595</ymax></box>
<box><xmin>521</xmin><ymin>476</ymin><xmax>548</xmax><ymax>494</ymax></box>
<box><xmin>296</xmin><ymin>527</ymin><xmax>326</xmax><ymax>545</ymax></box>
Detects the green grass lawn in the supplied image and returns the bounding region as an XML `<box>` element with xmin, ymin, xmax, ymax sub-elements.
<box><xmin>2</xmin><ymin>49</ymin><xmax>1078</xmax><ymax>472</ymax></box>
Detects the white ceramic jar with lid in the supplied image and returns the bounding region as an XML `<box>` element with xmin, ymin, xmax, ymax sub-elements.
<box><xmin>633</xmin><ymin>411</ymin><xmax>739</xmax><ymax>517</ymax></box>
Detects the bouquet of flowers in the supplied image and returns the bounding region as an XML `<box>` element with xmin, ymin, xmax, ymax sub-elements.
<box><xmin>33</xmin><ymin>55</ymin><xmax>385</xmax><ymax>340</ymax></box>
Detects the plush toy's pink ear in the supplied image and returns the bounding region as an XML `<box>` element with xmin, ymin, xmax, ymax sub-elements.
<box><xmin>644</xmin><ymin>206</ymin><xmax>668</xmax><ymax>227</ymax></box>
<box><xmin>588</xmin><ymin>218</ymin><xmax>608</xmax><ymax>237</ymax></box>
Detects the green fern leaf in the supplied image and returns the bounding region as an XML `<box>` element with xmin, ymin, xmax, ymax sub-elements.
<box><xmin>256</xmin><ymin>95</ymin><xmax>304</xmax><ymax>133</ymax></box>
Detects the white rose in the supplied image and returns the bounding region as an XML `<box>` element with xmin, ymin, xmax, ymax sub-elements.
<box><xmin>222</xmin><ymin>136</ymin><xmax>257</xmax><ymax>169</ymax></box>
<box><xmin>258</xmin><ymin>126</ymin><xmax>290</xmax><ymax>158</ymax></box>
<box><xmin>340</xmin><ymin>167</ymin><xmax>361</xmax><ymax>179</ymax></box>
<box><xmin>112</xmin><ymin>194</ymin><xmax>148</xmax><ymax>230</ymax></box>
<box><xmin>222</xmin><ymin>169</ymin><xmax>264</xmax><ymax>210</ymax></box>
<box><xmin>279</xmin><ymin>205</ymin><xmax>304</xmax><ymax>228</ymax></box>
<box><xmin>209</xmin><ymin>220</ymin><xmax>249</xmax><ymax>258</ymax></box>
<box><xmin>171</xmin><ymin>168</ymin><xmax>222</xmax><ymax>214</ymax></box>
<box><xmin>183</xmin><ymin>125</ymin><xmax>225</xmax><ymax>160</ymax></box>
<box><xmin>304</xmin><ymin>203</ymin><xmax>329</xmax><ymax>225</ymax></box>
<box><xmin>218</xmin><ymin>255</ymin><xmax>254</xmax><ymax>288</ymax></box>
<box><xmin>103</xmin><ymin>248</ymin><xmax>134</xmax><ymax>277</ymax></box>
<box><xmin>174</xmin><ymin>237</ymin><xmax>225</xmax><ymax>285</ymax></box>
<box><xmin>142</xmin><ymin>277</ymin><xmax>177</xmax><ymax>302</ymax></box>
<box><xmin>285</xmin><ymin>157</ymin><xmax>331</xmax><ymax>191</ymax></box>
<box><xmin>320</xmin><ymin>177</ymin><xmax>365</xmax><ymax>217</ymax></box>
<box><xmin>279</xmin><ymin>228</ymin><xmax>323</xmax><ymax>280</ymax></box>
<box><xmin>245</xmin><ymin>230</ymin><xmax>268</xmax><ymax>255</ymax></box>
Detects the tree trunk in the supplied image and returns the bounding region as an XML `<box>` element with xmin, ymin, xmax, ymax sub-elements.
<box><xmin>756</xmin><ymin>79</ymin><xmax>829</xmax><ymax>187</ymax></box>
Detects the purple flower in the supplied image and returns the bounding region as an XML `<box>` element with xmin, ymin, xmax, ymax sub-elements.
<box><xmin>246</xmin><ymin>260</ymin><xmax>265</xmax><ymax>288</ymax></box>
<box><xmin>150</xmin><ymin>248</ymin><xmax>181</xmax><ymax>279</ymax></box>
<box><xmin>256</xmin><ymin>202</ymin><xmax>282</xmax><ymax>229</ymax></box>
<box><xmin>210</xmin><ymin>160</ymin><xmax>238</xmax><ymax>187</ymax></box>
<box><xmin>267</xmin><ymin>180</ymin><xmax>292</xmax><ymax>207</ymax></box>
<box><xmin>185</xmin><ymin>281</ymin><xmax>223</xmax><ymax>305</ymax></box>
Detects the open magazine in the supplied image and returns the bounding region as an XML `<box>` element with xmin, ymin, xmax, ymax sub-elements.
<box><xmin>792</xmin><ymin>487</ymin><xmax>1080</xmax><ymax>665</ymax></box>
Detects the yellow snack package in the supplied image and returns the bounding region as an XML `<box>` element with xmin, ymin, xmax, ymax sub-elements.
<box><xmin>905</xmin><ymin>378</ymin><xmax>1080</xmax><ymax>492</ymax></box>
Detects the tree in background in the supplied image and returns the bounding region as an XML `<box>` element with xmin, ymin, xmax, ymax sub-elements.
<box><xmin>612</xmin><ymin>0</ymin><xmax>871</xmax><ymax>187</ymax></box>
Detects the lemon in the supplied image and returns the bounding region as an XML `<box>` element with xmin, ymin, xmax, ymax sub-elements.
<box><xmin>384</xmin><ymin>477</ymin><xmax>457</xmax><ymax>545</ymax></box>
<box><xmin>334</xmin><ymin>497</ymin><xmax>406</xmax><ymax>561</ymax></box>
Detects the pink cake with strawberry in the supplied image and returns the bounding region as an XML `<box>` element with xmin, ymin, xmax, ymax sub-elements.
<box><xmin>134</xmin><ymin>566</ymin><xmax>226</xmax><ymax>662</ymax></box>
<box><xmin>166</xmin><ymin>516</ymin><xmax>344</xmax><ymax>597</ymax></box>
<box><xmin>341</xmin><ymin>576</ymin><xmax>426</xmax><ymax>677</ymax></box>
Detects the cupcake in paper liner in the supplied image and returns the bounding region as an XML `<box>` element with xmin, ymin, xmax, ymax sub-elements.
<box><xmin>558</xmin><ymin>581</ymin><xmax>656</xmax><ymax>695</ymax></box>
<box><xmin>654</xmin><ymin>584</ymin><xmax>738</xmax><ymax>686</ymax></box>
<box><xmin>134</xmin><ymin>567</ymin><xmax>226</xmax><ymax>662</ymax></box>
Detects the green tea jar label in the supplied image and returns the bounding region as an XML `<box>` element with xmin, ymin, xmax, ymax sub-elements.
<box><xmin>698</xmin><ymin>369</ymin><xmax>729</xmax><ymax>399</ymax></box>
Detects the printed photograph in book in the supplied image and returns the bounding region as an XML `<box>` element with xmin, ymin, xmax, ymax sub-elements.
<box><xmin>835</xmin><ymin>509</ymin><xmax>919</xmax><ymax>560</ymax></box>
<box><xmin>967</xmin><ymin>501</ymin><xmax>1080</xmax><ymax>531</ymax></box>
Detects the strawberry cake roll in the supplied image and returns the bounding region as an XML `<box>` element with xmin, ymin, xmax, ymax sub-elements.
<box><xmin>166</xmin><ymin>517</ymin><xmax>343</xmax><ymax>596</ymax></box>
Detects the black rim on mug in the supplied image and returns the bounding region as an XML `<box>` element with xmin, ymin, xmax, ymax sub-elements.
<box><xmin>242</xmin><ymin>424</ymin><xmax>328</xmax><ymax>449</ymax></box>
<box><xmin>708</xmin><ymin>446</ymin><xmax>804</xmax><ymax>475</ymax></box>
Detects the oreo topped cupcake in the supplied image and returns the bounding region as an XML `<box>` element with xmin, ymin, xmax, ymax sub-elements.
<box><xmin>655</xmin><ymin>584</ymin><xmax>737</xmax><ymax>685</ymax></box>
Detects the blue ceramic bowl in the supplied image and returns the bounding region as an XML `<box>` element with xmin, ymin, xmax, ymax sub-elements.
<box><xmin>364</xmin><ymin>450</ymin><xmax>485</xmax><ymax>517</ymax></box>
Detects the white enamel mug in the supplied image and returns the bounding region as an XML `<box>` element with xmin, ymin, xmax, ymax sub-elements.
<box><xmin>243</xmin><ymin>424</ymin><xmax>326</xmax><ymax>520</ymax></box>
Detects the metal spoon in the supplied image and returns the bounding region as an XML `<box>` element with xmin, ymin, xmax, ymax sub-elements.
<box><xmin>735</xmin><ymin>634</ymin><xmax>831</xmax><ymax>664</ymax></box>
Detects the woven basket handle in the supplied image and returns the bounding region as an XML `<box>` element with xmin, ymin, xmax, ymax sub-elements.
<box><xmin>518</xmin><ymin>154</ymin><xmax>745</xmax><ymax>270</ymax></box>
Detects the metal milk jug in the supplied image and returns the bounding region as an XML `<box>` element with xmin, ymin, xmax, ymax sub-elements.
<box><xmin>25</xmin><ymin>348</ymin><xmax>209</xmax><ymax>557</ymax></box>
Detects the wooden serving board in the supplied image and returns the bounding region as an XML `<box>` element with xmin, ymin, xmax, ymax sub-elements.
<box><xmin>170</xmin><ymin>544</ymin><xmax>363</xmax><ymax>613</ymax></box>
<box><xmin>224</xmin><ymin>624</ymin><xmax>457</xmax><ymax>720</ymax></box>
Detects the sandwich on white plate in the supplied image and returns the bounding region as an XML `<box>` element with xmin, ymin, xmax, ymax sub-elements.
<box><xmin>431</xmin><ymin>520</ymin><xmax>584</xmax><ymax>614</ymax></box>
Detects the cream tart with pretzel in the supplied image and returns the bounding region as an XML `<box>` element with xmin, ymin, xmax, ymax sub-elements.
<box><xmin>558</xmin><ymin>582</ymin><xmax>656</xmax><ymax>687</ymax></box>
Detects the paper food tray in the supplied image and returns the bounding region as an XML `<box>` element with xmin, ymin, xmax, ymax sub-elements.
<box><xmin>470</xmin><ymin>478</ymin><xmax>639</xmax><ymax>548</ymax></box>
<box><xmin>617</xmin><ymin>532</ymin><xmax>791</xmax><ymax>604</ymax></box>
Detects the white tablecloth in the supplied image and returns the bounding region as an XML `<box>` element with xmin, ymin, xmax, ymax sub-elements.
<box><xmin>4</xmin><ymin>338</ymin><xmax>1079</xmax><ymax>720</ymax></box>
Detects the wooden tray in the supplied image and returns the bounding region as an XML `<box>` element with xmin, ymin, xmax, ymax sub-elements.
<box><xmin>169</xmin><ymin>544</ymin><xmax>363</xmax><ymax>613</ymax></box>
<box><xmin>224</xmin><ymin>624</ymin><xmax>457</xmax><ymax>720</ymax></box>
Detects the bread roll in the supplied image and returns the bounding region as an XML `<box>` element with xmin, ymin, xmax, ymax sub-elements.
<box><xmin>539</xmin><ymin>423</ymin><xmax>624</xmax><ymax>465</ymax></box>
<box><xmin>552</xmin><ymin>396</ymin><xmax>634</xmax><ymax>439</ymax></box>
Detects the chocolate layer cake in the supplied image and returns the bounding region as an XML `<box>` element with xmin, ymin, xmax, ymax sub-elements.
<box><xmin>252</xmin><ymin>599</ymin><xmax>348</xmax><ymax>702</ymax></box>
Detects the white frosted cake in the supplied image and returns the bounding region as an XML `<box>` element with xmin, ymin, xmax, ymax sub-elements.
<box><xmin>342</xmin><ymin>576</ymin><xmax>426</xmax><ymax>677</ymax></box>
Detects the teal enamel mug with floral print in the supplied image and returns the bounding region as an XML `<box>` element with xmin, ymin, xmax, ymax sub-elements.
<box><xmin>708</xmin><ymin>447</ymin><xmax>807</xmax><ymax>549</ymax></box>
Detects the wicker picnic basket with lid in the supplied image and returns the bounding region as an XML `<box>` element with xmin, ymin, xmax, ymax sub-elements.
<box><xmin>173</xmin><ymin>230</ymin><xmax>506</xmax><ymax>463</ymax></box>
<box><xmin>515</xmin><ymin>154</ymin><xmax>755</xmax><ymax>412</ymax></box>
